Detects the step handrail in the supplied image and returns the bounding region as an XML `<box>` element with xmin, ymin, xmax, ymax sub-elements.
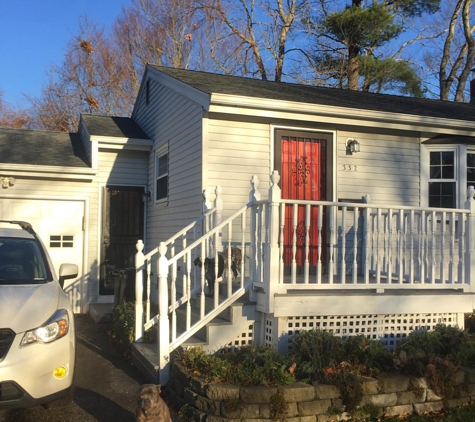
<box><xmin>166</xmin><ymin>202</ymin><xmax>252</xmax><ymax>266</ymax></box>
<box><xmin>143</xmin><ymin>208</ymin><xmax>216</xmax><ymax>261</ymax></box>
<box><xmin>169</xmin><ymin>281</ymin><xmax>253</xmax><ymax>351</ymax></box>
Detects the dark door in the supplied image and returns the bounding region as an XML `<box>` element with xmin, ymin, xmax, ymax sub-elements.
<box><xmin>100</xmin><ymin>186</ymin><xmax>145</xmax><ymax>298</ymax></box>
<box><xmin>275</xmin><ymin>130</ymin><xmax>332</xmax><ymax>268</ymax></box>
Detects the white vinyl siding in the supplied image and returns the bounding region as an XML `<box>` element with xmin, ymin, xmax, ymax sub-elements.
<box><xmin>134</xmin><ymin>78</ymin><xmax>203</xmax><ymax>248</ymax></box>
<box><xmin>206</xmin><ymin>118</ymin><xmax>271</xmax><ymax>207</ymax></box>
<box><xmin>97</xmin><ymin>150</ymin><xmax>148</xmax><ymax>186</ymax></box>
<box><xmin>337</xmin><ymin>130</ymin><xmax>420</xmax><ymax>205</ymax></box>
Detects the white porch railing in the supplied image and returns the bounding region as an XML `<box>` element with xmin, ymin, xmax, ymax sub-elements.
<box><xmin>258</xmin><ymin>172</ymin><xmax>475</xmax><ymax>299</ymax></box>
<box><xmin>134</xmin><ymin>171</ymin><xmax>475</xmax><ymax>384</ymax></box>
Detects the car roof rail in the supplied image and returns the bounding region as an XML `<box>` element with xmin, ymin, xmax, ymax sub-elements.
<box><xmin>0</xmin><ymin>220</ymin><xmax>36</xmax><ymax>235</ymax></box>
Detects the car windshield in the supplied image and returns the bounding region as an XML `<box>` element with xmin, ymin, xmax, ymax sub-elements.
<box><xmin>0</xmin><ymin>238</ymin><xmax>50</xmax><ymax>284</ymax></box>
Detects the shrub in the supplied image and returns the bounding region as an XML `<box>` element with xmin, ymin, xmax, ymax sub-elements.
<box><xmin>179</xmin><ymin>346</ymin><xmax>294</xmax><ymax>386</ymax></box>
<box><xmin>176</xmin><ymin>324</ymin><xmax>475</xmax><ymax>407</ymax></box>
<box><xmin>396</xmin><ymin>324</ymin><xmax>474</xmax><ymax>376</ymax></box>
<box><xmin>395</xmin><ymin>324</ymin><xmax>475</xmax><ymax>399</ymax></box>
<box><xmin>289</xmin><ymin>329</ymin><xmax>344</xmax><ymax>380</ymax></box>
<box><xmin>343</xmin><ymin>334</ymin><xmax>393</xmax><ymax>372</ymax></box>
<box><xmin>320</xmin><ymin>362</ymin><xmax>363</xmax><ymax>412</ymax></box>
<box><xmin>424</xmin><ymin>357</ymin><xmax>457</xmax><ymax>399</ymax></box>
<box><xmin>223</xmin><ymin>346</ymin><xmax>295</xmax><ymax>386</ymax></box>
<box><xmin>111</xmin><ymin>301</ymin><xmax>135</xmax><ymax>358</ymax></box>
<box><xmin>464</xmin><ymin>312</ymin><xmax>475</xmax><ymax>333</ymax></box>
<box><xmin>179</xmin><ymin>346</ymin><xmax>229</xmax><ymax>383</ymax></box>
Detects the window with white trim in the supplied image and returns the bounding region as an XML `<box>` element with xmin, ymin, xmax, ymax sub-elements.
<box><xmin>428</xmin><ymin>150</ymin><xmax>456</xmax><ymax>208</ymax></box>
<box><xmin>424</xmin><ymin>145</ymin><xmax>475</xmax><ymax>209</ymax></box>
<box><xmin>155</xmin><ymin>146</ymin><xmax>168</xmax><ymax>203</ymax></box>
<box><xmin>467</xmin><ymin>152</ymin><xmax>475</xmax><ymax>188</ymax></box>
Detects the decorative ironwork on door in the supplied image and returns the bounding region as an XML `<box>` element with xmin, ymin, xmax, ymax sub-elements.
<box><xmin>280</xmin><ymin>135</ymin><xmax>327</xmax><ymax>268</ymax></box>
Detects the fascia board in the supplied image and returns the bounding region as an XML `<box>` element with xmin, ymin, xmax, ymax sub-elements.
<box><xmin>148</xmin><ymin>66</ymin><xmax>211</xmax><ymax>111</ymax></box>
<box><xmin>209</xmin><ymin>93</ymin><xmax>475</xmax><ymax>134</ymax></box>
<box><xmin>92</xmin><ymin>136</ymin><xmax>153</xmax><ymax>151</ymax></box>
<box><xmin>98</xmin><ymin>144</ymin><xmax>152</xmax><ymax>151</ymax></box>
<box><xmin>0</xmin><ymin>164</ymin><xmax>96</xmax><ymax>181</ymax></box>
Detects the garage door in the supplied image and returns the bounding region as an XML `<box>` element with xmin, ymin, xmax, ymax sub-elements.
<box><xmin>0</xmin><ymin>199</ymin><xmax>84</xmax><ymax>313</ymax></box>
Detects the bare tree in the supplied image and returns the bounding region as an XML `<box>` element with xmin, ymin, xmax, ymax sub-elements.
<box><xmin>28</xmin><ymin>18</ymin><xmax>138</xmax><ymax>131</ymax></box>
<box><xmin>418</xmin><ymin>0</ymin><xmax>475</xmax><ymax>101</ymax></box>
<box><xmin>199</xmin><ymin>0</ymin><xmax>311</xmax><ymax>81</ymax></box>
<box><xmin>0</xmin><ymin>91</ymin><xmax>31</xmax><ymax>129</ymax></box>
<box><xmin>438</xmin><ymin>0</ymin><xmax>475</xmax><ymax>101</ymax></box>
<box><xmin>27</xmin><ymin>2</ymin><xmax>218</xmax><ymax>131</ymax></box>
<box><xmin>26</xmin><ymin>72</ymin><xmax>80</xmax><ymax>132</ymax></box>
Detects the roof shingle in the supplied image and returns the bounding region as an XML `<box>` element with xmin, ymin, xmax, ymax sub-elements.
<box><xmin>152</xmin><ymin>65</ymin><xmax>475</xmax><ymax>123</ymax></box>
<box><xmin>0</xmin><ymin>128</ymin><xmax>90</xmax><ymax>167</ymax></box>
<box><xmin>81</xmin><ymin>114</ymin><xmax>150</xmax><ymax>139</ymax></box>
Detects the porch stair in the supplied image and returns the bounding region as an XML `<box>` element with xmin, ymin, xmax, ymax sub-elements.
<box><xmin>131</xmin><ymin>288</ymin><xmax>257</xmax><ymax>383</ymax></box>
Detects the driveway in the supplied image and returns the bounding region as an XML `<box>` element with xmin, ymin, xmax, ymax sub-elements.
<box><xmin>0</xmin><ymin>314</ymin><xmax>179</xmax><ymax>422</ymax></box>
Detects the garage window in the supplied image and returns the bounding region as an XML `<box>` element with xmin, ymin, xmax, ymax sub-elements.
<box><xmin>50</xmin><ymin>235</ymin><xmax>74</xmax><ymax>248</ymax></box>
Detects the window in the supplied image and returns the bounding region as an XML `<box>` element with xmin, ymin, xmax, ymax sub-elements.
<box><xmin>429</xmin><ymin>151</ymin><xmax>456</xmax><ymax>208</ymax></box>
<box><xmin>155</xmin><ymin>146</ymin><xmax>168</xmax><ymax>203</ymax></box>
<box><xmin>50</xmin><ymin>235</ymin><xmax>74</xmax><ymax>248</ymax></box>
<box><xmin>467</xmin><ymin>153</ymin><xmax>475</xmax><ymax>188</ymax></box>
<box><xmin>424</xmin><ymin>146</ymin><xmax>475</xmax><ymax>208</ymax></box>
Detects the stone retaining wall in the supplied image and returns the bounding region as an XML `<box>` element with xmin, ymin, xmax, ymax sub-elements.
<box><xmin>166</xmin><ymin>361</ymin><xmax>475</xmax><ymax>421</ymax></box>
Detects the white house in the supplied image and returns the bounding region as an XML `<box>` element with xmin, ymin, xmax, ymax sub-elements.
<box><xmin>2</xmin><ymin>65</ymin><xmax>475</xmax><ymax>383</ymax></box>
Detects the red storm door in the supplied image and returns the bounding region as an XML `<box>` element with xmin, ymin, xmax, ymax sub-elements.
<box><xmin>279</xmin><ymin>132</ymin><xmax>329</xmax><ymax>268</ymax></box>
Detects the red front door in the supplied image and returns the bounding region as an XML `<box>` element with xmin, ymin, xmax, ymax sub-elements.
<box><xmin>277</xmin><ymin>131</ymin><xmax>330</xmax><ymax>267</ymax></box>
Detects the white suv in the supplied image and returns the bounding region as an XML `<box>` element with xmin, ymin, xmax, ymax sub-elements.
<box><xmin>0</xmin><ymin>220</ymin><xmax>78</xmax><ymax>409</ymax></box>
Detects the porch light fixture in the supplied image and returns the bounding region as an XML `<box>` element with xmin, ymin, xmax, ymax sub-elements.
<box><xmin>1</xmin><ymin>177</ymin><xmax>15</xmax><ymax>189</ymax></box>
<box><xmin>142</xmin><ymin>190</ymin><xmax>151</xmax><ymax>202</ymax></box>
<box><xmin>346</xmin><ymin>138</ymin><xmax>360</xmax><ymax>154</ymax></box>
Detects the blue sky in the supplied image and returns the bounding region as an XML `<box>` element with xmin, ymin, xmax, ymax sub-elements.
<box><xmin>0</xmin><ymin>0</ymin><xmax>132</xmax><ymax>107</ymax></box>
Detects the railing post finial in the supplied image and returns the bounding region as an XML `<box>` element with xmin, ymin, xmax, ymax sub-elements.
<box><xmin>270</xmin><ymin>170</ymin><xmax>280</xmax><ymax>186</ymax></box>
<box><xmin>466</xmin><ymin>186</ymin><xmax>475</xmax><ymax>214</ymax></box>
<box><xmin>269</xmin><ymin>171</ymin><xmax>281</xmax><ymax>202</ymax></box>
<box><xmin>250</xmin><ymin>175</ymin><xmax>261</xmax><ymax>202</ymax></box>
<box><xmin>203</xmin><ymin>188</ymin><xmax>212</xmax><ymax>212</ymax></box>
<box><xmin>468</xmin><ymin>186</ymin><xmax>475</xmax><ymax>201</ymax></box>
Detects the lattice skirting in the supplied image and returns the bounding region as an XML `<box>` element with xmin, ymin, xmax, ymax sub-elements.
<box><xmin>224</xmin><ymin>324</ymin><xmax>255</xmax><ymax>351</ymax></box>
<box><xmin>264</xmin><ymin>313</ymin><xmax>461</xmax><ymax>352</ymax></box>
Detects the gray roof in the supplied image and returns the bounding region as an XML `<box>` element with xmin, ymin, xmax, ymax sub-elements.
<box><xmin>81</xmin><ymin>114</ymin><xmax>150</xmax><ymax>139</ymax></box>
<box><xmin>0</xmin><ymin>128</ymin><xmax>90</xmax><ymax>167</ymax></box>
<box><xmin>152</xmin><ymin>65</ymin><xmax>475</xmax><ymax>123</ymax></box>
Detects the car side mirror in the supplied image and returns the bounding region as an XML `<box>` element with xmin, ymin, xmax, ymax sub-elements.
<box><xmin>58</xmin><ymin>263</ymin><xmax>79</xmax><ymax>289</ymax></box>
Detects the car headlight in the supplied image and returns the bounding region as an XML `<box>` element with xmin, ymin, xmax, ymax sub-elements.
<box><xmin>20</xmin><ymin>309</ymin><xmax>70</xmax><ymax>347</ymax></box>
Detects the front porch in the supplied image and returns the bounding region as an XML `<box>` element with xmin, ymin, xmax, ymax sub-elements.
<box><xmin>132</xmin><ymin>171</ymin><xmax>475</xmax><ymax>384</ymax></box>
